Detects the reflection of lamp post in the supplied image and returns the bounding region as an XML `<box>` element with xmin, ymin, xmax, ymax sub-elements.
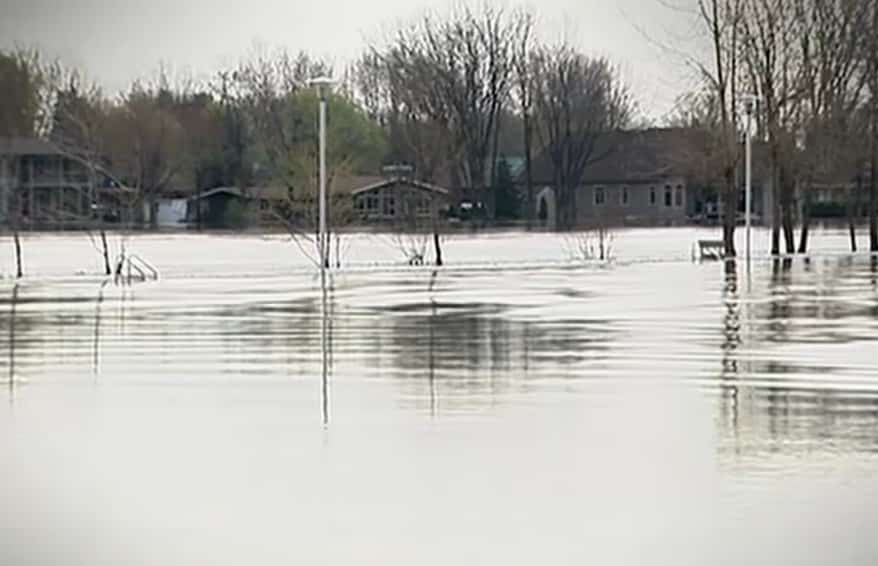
<box><xmin>308</xmin><ymin>77</ymin><xmax>335</xmax><ymax>271</ymax></box>
<box><xmin>741</xmin><ymin>94</ymin><xmax>758</xmax><ymax>265</ymax></box>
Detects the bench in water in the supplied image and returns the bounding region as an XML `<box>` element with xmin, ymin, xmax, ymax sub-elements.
<box><xmin>696</xmin><ymin>240</ymin><xmax>725</xmax><ymax>261</ymax></box>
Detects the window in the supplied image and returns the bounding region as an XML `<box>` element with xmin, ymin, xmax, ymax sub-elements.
<box><xmin>675</xmin><ymin>185</ymin><xmax>684</xmax><ymax>208</ymax></box>
<box><xmin>650</xmin><ymin>187</ymin><xmax>657</xmax><ymax>206</ymax></box>
<box><xmin>664</xmin><ymin>185</ymin><xmax>673</xmax><ymax>207</ymax></box>
<box><xmin>417</xmin><ymin>195</ymin><xmax>430</xmax><ymax>215</ymax></box>
<box><xmin>620</xmin><ymin>186</ymin><xmax>630</xmax><ymax>207</ymax></box>
<box><xmin>594</xmin><ymin>187</ymin><xmax>606</xmax><ymax>206</ymax></box>
<box><xmin>366</xmin><ymin>193</ymin><xmax>379</xmax><ymax>212</ymax></box>
<box><xmin>382</xmin><ymin>190</ymin><xmax>396</xmax><ymax>217</ymax></box>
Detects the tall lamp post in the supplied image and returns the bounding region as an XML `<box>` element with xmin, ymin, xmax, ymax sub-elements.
<box><xmin>309</xmin><ymin>77</ymin><xmax>335</xmax><ymax>427</ymax></box>
<box><xmin>308</xmin><ymin>76</ymin><xmax>335</xmax><ymax>273</ymax></box>
<box><xmin>742</xmin><ymin>94</ymin><xmax>758</xmax><ymax>265</ymax></box>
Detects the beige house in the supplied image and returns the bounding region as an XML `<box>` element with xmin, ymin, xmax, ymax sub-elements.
<box><xmin>528</xmin><ymin>129</ymin><xmax>705</xmax><ymax>228</ymax></box>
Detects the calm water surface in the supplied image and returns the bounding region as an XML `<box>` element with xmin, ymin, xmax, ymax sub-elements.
<box><xmin>1</xmin><ymin>228</ymin><xmax>877</xmax><ymax>565</ymax></box>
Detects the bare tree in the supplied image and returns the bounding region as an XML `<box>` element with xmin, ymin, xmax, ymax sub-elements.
<box><xmin>697</xmin><ymin>0</ymin><xmax>745</xmax><ymax>257</ymax></box>
<box><xmin>104</xmin><ymin>79</ymin><xmax>186</xmax><ymax>229</ymax></box>
<box><xmin>50</xmin><ymin>71</ymin><xmax>117</xmax><ymax>274</ymax></box>
<box><xmin>868</xmin><ymin>0</ymin><xmax>878</xmax><ymax>251</ymax></box>
<box><xmin>0</xmin><ymin>48</ymin><xmax>59</xmax><ymax>277</ymax></box>
<box><xmin>377</xmin><ymin>6</ymin><xmax>527</xmax><ymax>194</ymax></box>
<box><xmin>512</xmin><ymin>12</ymin><xmax>537</xmax><ymax>228</ymax></box>
<box><xmin>739</xmin><ymin>0</ymin><xmax>803</xmax><ymax>255</ymax></box>
<box><xmin>530</xmin><ymin>45</ymin><xmax>634</xmax><ymax>230</ymax></box>
<box><xmin>793</xmin><ymin>0</ymin><xmax>870</xmax><ymax>253</ymax></box>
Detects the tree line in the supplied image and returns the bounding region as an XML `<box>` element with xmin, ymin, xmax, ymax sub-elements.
<box><xmin>0</xmin><ymin>5</ymin><xmax>634</xmax><ymax>236</ymax></box>
<box><xmin>678</xmin><ymin>0</ymin><xmax>878</xmax><ymax>256</ymax></box>
<box><xmin>3</xmin><ymin>1</ymin><xmax>877</xmax><ymax>264</ymax></box>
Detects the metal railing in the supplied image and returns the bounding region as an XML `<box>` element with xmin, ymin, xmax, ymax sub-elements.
<box><xmin>114</xmin><ymin>254</ymin><xmax>159</xmax><ymax>285</ymax></box>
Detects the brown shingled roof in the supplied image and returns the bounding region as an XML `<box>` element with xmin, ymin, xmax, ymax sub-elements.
<box><xmin>527</xmin><ymin>128</ymin><xmax>712</xmax><ymax>185</ymax></box>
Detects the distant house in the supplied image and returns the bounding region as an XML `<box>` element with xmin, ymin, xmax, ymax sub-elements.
<box><xmin>351</xmin><ymin>176</ymin><xmax>450</xmax><ymax>225</ymax></box>
<box><xmin>187</xmin><ymin>173</ymin><xmax>451</xmax><ymax>230</ymax></box>
<box><xmin>526</xmin><ymin>129</ymin><xmax>709</xmax><ymax>228</ymax></box>
<box><xmin>186</xmin><ymin>187</ymin><xmax>252</xmax><ymax>228</ymax></box>
<box><xmin>0</xmin><ymin>137</ymin><xmax>136</xmax><ymax>228</ymax></box>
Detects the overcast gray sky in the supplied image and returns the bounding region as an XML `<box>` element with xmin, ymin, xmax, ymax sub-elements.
<box><xmin>0</xmin><ymin>0</ymin><xmax>702</xmax><ymax>120</ymax></box>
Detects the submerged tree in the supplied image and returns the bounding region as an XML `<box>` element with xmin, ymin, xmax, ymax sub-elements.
<box><xmin>698</xmin><ymin>0</ymin><xmax>745</xmax><ymax>257</ymax></box>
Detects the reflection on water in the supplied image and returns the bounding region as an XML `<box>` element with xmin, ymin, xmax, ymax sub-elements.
<box><xmin>2</xmin><ymin>232</ymin><xmax>878</xmax><ymax>564</ymax></box>
<box><xmin>3</xmin><ymin>246</ymin><xmax>875</xmax><ymax>448</ymax></box>
<box><xmin>717</xmin><ymin>256</ymin><xmax>878</xmax><ymax>462</ymax></box>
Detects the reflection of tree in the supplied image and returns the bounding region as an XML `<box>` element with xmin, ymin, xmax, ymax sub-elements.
<box><xmin>7</xmin><ymin>285</ymin><xmax>19</xmax><ymax>389</ymax></box>
<box><xmin>718</xmin><ymin>256</ymin><xmax>878</xmax><ymax>461</ymax></box>
<box><xmin>765</xmin><ymin>258</ymin><xmax>793</xmax><ymax>343</ymax></box>
<box><xmin>93</xmin><ymin>281</ymin><xmax>109</xmax><ymax>376</ymax></box>
<box><xmin>369</xmin><ymin>304</ymin><xmax>613</xmax><ymax>412</ymax></box>
<box><xmin>719</xmin><ymin>260</ymin><xmax>741</xmax><ymax>436</ymax></box>
<box><xmin>872</xmin><ymin>256</ymin><xmax>877</xmax><ymax>292</ymax></box>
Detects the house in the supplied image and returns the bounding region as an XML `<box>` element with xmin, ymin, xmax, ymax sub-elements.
<box><xmin>526</xmin><ymin>129</ymin><xmax>710</xmax><ymax>229</ymax></box>
<box><xmin>0</xmin><ymin>137</ymin><xmax>136</xmax><ymax>229</ymax></box>
<box><xmin>351</xmin><ymin>176</ymin><xmax>450</xmax><ymax>225</ymax></box>
<box><xmin>189</xmin><ymin>171</ymin><xmax>452</xmax><ymax>230</ymax></box>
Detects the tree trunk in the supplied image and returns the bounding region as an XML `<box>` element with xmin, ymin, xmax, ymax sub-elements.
<box><xmin>798</xmin><ymin>189</ymin><xmax>811</xmax><ymax>254</ymax></box>
<box><xmin>871</xmin><ymin>125</ymin><xmax>878</xmax><ymax>252</ymax></box>
<box><xmin>770</xmin><ymin>155</ymin><xmax>781</xmax><ymax>255</ymax></box>
<box><xmin>13</xmin><ymin>231</ymin><xmax>22</xmax><ymax>280</ymax></box>
<box><xmin>871</xmin><ymin>6</ymin><xmax>878</xmax><ymax>252</ymax></box>
<box><xmin>848</xmin><ymin>180</ymin><xmax>860</xmax><ymax>252</ymax></box>
<box><xmin>780</xmin><ymin>166</ymin><xmax>796</xmax><ymax>254</ymax></box>
<box><xmin>523</xmin><ymin>112</ymin><xmax>534</xmax><ymax>230</ymax></box>
<box><xmin>433</xmin><ymin>232</ymin><xmax>443</xmax><ymax>267</ymax></box>
<box><xmin>723</xmin><ymin>170</ymin><xmax>737</xmax><ymax>257</ymax></box>
<box><xmin>7</xmin><ymin>158</ymin><xmax>23</xmax><ymax>279</ymax></box>
<box><xmin>871</xmin><ymin>165</ymin><xmax>877</xmax><ymax>252</ymax></box>
<box><xmin>100</xmin><ymin>229</ymin><xmax>112</xmax><ymax>276</ymax></box>
<box><xmin>149</xmin><ymin>198</ymin><xmax>159</xmax><ymax>231</ymax></box>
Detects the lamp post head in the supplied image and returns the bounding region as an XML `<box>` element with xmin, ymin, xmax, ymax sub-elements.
<box><xmin>308</xmin><ymin>76</ymin><xmax>336</xmax><ymax>100</ymax></box>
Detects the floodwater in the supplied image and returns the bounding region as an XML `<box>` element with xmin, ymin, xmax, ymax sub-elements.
<box><xmin>1</xmin><ymin>227</ymin><xmax>877</xmax><ymax>565</ymax></box>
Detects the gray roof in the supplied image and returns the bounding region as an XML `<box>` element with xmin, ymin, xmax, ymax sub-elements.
<box><xmin>350</xmin><ymin>177</ymin><xmax>450</xmax><ymax>197</ymax></box>
<box><xmin>0</xmin><ymin>137</ymin><xmax>59</xmax><ymax>156</ymax></box>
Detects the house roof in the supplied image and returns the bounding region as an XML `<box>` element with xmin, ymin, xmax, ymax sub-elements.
<box><xmin>0</xmin><ymin>137</ymin><xmax>59</xmax><ymax>156</ymax></box>
<box><xmin>210</xmin><ymin>175</ymin><xmax>452</xmax><ymax>203</ymax></box>
<box><xmin>350</xmin><ymin>177</ymin><xmax>450</xmax><ymax>197</ymax></box>
<box><xmin>191</xmin><ymin>187</ymin><xmax>245</xmax><ymax>200</ymax></box>
<box><xmin>527</xmin><ymin>128</ymin><xmax>713</xmax><ymax>186</ymax></box>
